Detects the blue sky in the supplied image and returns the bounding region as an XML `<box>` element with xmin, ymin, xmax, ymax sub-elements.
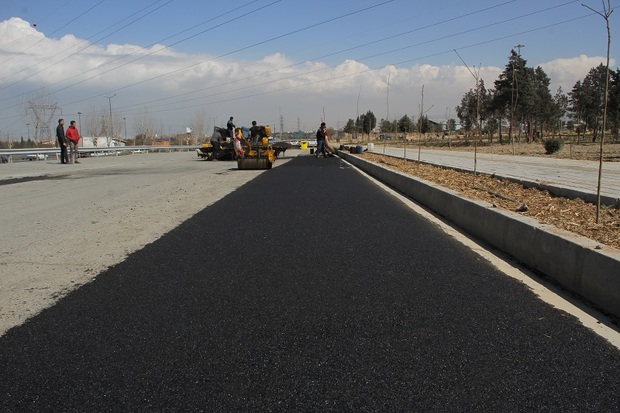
<box><xmin>0</xmin><ymin>0</ymin><xmax>617</xmax><ymax>138</ymax></box>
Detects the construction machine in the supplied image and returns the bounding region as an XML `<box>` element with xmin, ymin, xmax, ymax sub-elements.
<box><xmin>196</xmin><ymin>127</ymin><xmax>235</xmax><ymax>161</ymax></box>
<box><xmin>196</xmin><ymin>125</ymin><xmax>288</xmax><ymax>170</ymax></box>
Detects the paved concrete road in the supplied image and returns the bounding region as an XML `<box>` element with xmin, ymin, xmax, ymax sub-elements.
<box><xmin>1</xmin><ymin>155</ymin><xmax>619</xmax><ymax>411</ymax></box>
<box><xmin>373</xmin><ymin>146</ymin><xmax>620</xmax><ymax>203</ymax></box>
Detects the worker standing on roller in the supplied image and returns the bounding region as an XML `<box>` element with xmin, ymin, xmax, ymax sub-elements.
<box><xmin>249</xmin><ymin>121</ymin><xmax>261</xmax><ymax>145</ymax></box>
<box><xmin>227</xmin><ymin>116</ymin><xmax>235</xmax><ymax>141</ymax></box>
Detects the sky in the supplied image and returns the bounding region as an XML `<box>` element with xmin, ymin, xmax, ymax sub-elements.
<box><xmin>0</xmin><ymin>0</ymin><xmax>617</xmax><ymax>139</ymax></box>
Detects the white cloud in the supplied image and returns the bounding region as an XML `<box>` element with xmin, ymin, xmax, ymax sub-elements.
<box><xmin>0</xmin><ymin>16</ymin><xmax>615</xmax><ymax>134</ymax></box>
<box><xmin>0</xmin><ymin>17</ymin><xmax>44</xmax><ymax>48</ymax></box>
<box><xmin>540</xmin><ymin>55</ymin><xmax>613</xmax><ymax>92</ymax></box>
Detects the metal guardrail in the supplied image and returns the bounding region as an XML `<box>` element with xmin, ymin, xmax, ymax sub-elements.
<box><xmin>0</xmin><ymin>145</ymin><xmax>202</xmax><ymax>158</ymax></box>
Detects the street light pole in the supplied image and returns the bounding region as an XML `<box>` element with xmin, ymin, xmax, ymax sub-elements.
<box><xmin>124</xmin><ymin>117</ymin><xmax>128</xmax><ymax>145</ymax></box>
<box><xmin>77</xmin><ymin>112</ymin><xmax>82</xmax><ymax>147</ymax></box>
<box><xmin>104</xmin><ymin>94</ymin><xmax>116</xmax><ymax>146</ymax></box>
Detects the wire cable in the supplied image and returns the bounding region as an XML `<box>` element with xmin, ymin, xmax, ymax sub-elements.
<box><xmin>0</xmin><ymin>2</ymin><xmax>599</xmax><ymax>127</ymax></box>
<box><xmin>52</xmin><ymin>0</ymin><xmax>395</xmax><ymax>108</ymax></box>
<box><xmin>109</xmin><ymin>0</ymin><xmax>521</xmax><ymax>112</ymax></box>
<box><xmin>109</xmin><ymin>0</ymin><xmax>584</xmax><ymax>115</ymax></box>
<box><xmin>109</xmin><ymin>13</ymin><xmax>597</xmax><ymax>120</ymax></box>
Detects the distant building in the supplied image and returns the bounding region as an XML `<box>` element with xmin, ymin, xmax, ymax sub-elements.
<box><xmin>428</xmin><ymin>120</ymin><xmax>444</xmax><ymax>133</ymax></box>
<box><xmin>80</xmin><ymin>137</ymin><xmax>125</xmax><ymax>147</ymax></box>
<box><xmin>152</xmin><ymin>137</ymin><xmax>170</xmax><ymax>146</ymax></box>
<box><xmin>429</xmin><ymin>120</ymin><xmax>462</xmax><ymax>133</ymax></box>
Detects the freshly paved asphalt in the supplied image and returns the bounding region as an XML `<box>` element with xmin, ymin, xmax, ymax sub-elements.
<box><xmin>1</xmin><ymin>155</ymin><xmax>619</xmax><ymax>411</ymax></box>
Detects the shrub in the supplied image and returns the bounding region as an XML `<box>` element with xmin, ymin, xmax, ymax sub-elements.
<box><xmin>543</xmin><ymin>138</ymin><xmax>564</xmax><ymax>154</ymax></box>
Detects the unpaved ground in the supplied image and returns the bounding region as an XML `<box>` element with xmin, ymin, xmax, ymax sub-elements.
<box><xmin>360</xmin><ymin>152</ymin><xmax>620</xmax><ymax>250</ymax></box>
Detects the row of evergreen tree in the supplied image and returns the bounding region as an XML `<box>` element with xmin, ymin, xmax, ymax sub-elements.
<box><xmin>455</xmin><ymin>50</ymin><xmax>619</xmax><ymax>143</ymax></box>
<box><xmin>341</xmin><ymin>49</ymin><xmax>619</xmax><ymax>143</ymax></box>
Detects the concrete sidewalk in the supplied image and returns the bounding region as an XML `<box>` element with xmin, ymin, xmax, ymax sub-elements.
<box><xmin>371</xmin><ymin>146</ymin><xmax>620</xmax><ymax>207</ymax></box>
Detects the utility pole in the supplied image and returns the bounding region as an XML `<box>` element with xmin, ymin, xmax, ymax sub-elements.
<box><xmin>105</xmin><ymin>94</ymin><xmax>116</xmax><ymax>147</ymax></box>
<box><xmin>454</xmin><ymin>49</ymin><xmax>482</xmax><ymax>178</ymax></box>
<box><xmin>418</xmin><ymin>85</ymin><xmax>424</xmax><ymax>162</ymax></box>
<box><xmin>445</xmin><ymin>107</ymin><xmax>452</xmax><ymax>149</ymax></box>
<box><xmin>386</xmin><ymin>73</ymin><xmax>390</xmax><ymax>127</ymax></box>
<box><xmin>77</xmin><ymin>112</ymin><xmax>82</xmax><ymax>147</ymax></box>
<box><xmin>385</xmin><ymin>72</ymin><xmax>390</xmax><ymax>154</ymax></box>
<box><xmin>514</xmin><ymin>44</ymin><xmax>525</xmax><ymax>56</ymax></box>
<box><xmin>356</xmin><ymin>85</ymin><xmax>361</xmax><ymax>142</ymax></box>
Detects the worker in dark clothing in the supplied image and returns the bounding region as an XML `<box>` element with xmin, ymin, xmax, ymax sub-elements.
<box><xmin>56</xmin><ymin>118</ymin><xmax>69</xmax><ymax>164</ymax></box>
<box><xmin>227</xmin><ymin>116</ymin><xmax>235</xmax><ymax>140</ymax></box>
<box><xmin>249</xmin><ymin>121</ymin><xmax>261</xmax><ymax>145</ymax></box>
<box><xmin>315</xmin><ymin>122</ymin><xmax>327</xmax><ymax>158</ymax></box>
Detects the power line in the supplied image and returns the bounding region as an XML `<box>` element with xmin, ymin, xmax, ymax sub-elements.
<box><xmin>107</xmin><ymin>0</ymin><xmax>521</xmax><ymax>113</ymax></box>
<box><xmin>0</xmin><ymin>0</ymin><xmax>280</xmax><ymax>109</ymax></box>
<box><xmin>112</xmin><ymin>0</ymin><xmax>582</xmax><ymax>114</ymax></box>
<box><xmin>110</xmin><ymin>1</ymin><xmax>587</xmax><ymax>115</ymax></box>
<box><xmin>49</xmin><ymin>0</ymin><xmax>394</xmax><ymax>109</ymax></box>
<box><xmin>47</xmin><ymin>0</ymin><xmax>283</xmax><ymax>104</ymax></box>
<box><xmin>352</xmin><ymin>0</ymin><xmax>580</xmax><ymax>64</ymax></box>
<box><xmin>110</xmin><ymin>13</ymin><xmax>596</xmax><ymax>119</ymax></box>
<box><xmin>0</xmin><ymin>0</ymin><xmax>264</xmax><ymax>97</ymax></box>
<box><xmin>0</xmin><ymin>3</ymin><xmax>598</xmax><ymax>125</ymax></box>
<box><xmin>0</xmin><ymin>0</ymin><xmax>520</xmax><ymax>113</ymax></box>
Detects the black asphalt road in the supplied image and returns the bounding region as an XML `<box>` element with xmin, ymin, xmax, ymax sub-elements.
<box><xmin>1</xmin><ymin>156</ymin><xmax>620</xmax><ymax>412</ymax></box>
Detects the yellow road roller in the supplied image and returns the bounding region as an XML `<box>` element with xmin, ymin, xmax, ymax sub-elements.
<box><xmin>237</xmin><ymin>136</ymin><xmax>276</xmax><ymax>170</ymax></box>
<box><xmin>236</xmin><ymin>125</ymin><xmax>283</xmax><ymax>170</ymax></box>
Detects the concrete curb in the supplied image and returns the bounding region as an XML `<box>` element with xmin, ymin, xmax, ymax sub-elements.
<box><xmin>340</xmin><ymin>151</ymin><xmax>620</xmax><ymax>319</ymax></box>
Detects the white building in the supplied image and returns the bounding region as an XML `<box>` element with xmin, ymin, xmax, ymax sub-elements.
<box><xmin>80</xmin><ymin>137</ymin><xmax>125</xmax><ymax>148</ymax></box>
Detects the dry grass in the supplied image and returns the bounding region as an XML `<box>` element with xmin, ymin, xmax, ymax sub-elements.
<box><xmin>359</xmin><ymin>152</ymin><xmax>620</xmax><ymax>250</ymax></box>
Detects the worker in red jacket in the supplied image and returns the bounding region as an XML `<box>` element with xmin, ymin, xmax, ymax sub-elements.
<box><xmin>65</xmin><ymin>120</ymin><xmax>81</xmax><ymax>164</ymax></box>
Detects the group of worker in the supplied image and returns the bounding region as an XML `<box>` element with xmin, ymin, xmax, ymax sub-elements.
<box><xmin>226</xmin><ymin>117</ymin><xmax>269</xmax><ymax>159</ymax></box>
<box><xmin>56</xmin><ymin>118</ymin><xmax>81</xmax><ymax>164</ymax></box>
<box><xmin>226</xmin><ymin>116</ymin><xmax>336</xmax><ymax>159</ymax></box>
<box><xmin>315</xmin><ymin>121</ymin><xmax>336</xmax><ymax>158</ymax></box>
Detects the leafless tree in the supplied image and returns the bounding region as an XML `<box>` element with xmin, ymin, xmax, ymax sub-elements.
<box><xmin>133</xmin><ymin>109</ymin><xmax>156</xmax><ymax>145</ymax></box>
<box><xmin>111</xmin><ymin>114</ymin><xmax>124</xmax><ymax>146</ymax></box>
<box><xmin>84</xmin><ymin>106</ymin><xmax>105</xmax><ymax>144</ymax></box>
<box><xmin>190</xmin><ymin>109</ymin><xmax>208</xmax><ymax>144</ymax></box>
<box><xmin>583</xmin><ymin>0</ymin><xmax>613</xmax><ymax>223</ymax></box>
